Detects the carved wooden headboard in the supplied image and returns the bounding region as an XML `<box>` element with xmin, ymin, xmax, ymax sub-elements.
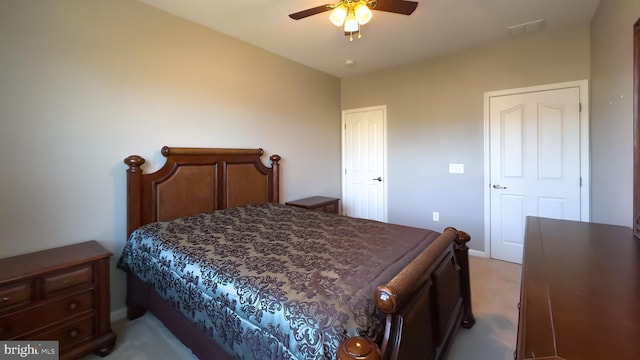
<box><xmin>124</xmin><ymin>146</ymin><xmax>281</xmax><ymax>236</ymax></box>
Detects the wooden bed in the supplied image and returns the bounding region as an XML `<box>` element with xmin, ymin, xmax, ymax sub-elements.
<box><xmin>120</xmin><ymin>146</ymin><xmax>475</xmax><ymax>360</ymax></box>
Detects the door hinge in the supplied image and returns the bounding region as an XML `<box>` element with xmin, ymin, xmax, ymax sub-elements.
<box><xmin>580</xmin><ymin>177</ymin><xmax>582</xmax><ymax>186</ymax></box>
<box><xmin>579</xmin><ymin>102</ymin><xmax>582</xmax><ymax>113</ymax></box>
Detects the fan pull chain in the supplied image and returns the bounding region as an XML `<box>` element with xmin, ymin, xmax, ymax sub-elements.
<box><xmin>348</xmin><ymin>31</ymin><xmax>363</xmax><ymax>41</ymax></box>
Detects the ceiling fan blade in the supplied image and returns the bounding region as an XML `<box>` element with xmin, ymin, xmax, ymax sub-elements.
<box><xmin>371</xmin><ymin>0</ymin><xmax>418</xmax><ymax>15</ymax></box>
<box><xmin>289</xmin><ymin>5</ymin><xmax>332</xmax><ymax>20</ymax></box>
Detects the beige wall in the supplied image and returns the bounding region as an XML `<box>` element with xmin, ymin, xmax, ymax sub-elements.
<box><xmin>590</xmin><ymin>0</ymin><xmax>640</xmax><ymax>227</ymax></box>
<box><xmin>341</xmin><ymin>26</ymin><xmax>591</xmax><ymax>252</ymax></box>
<box><xmin>0</xmin><ymin>0</ymin><xmax>341</xmax><ymax>311</ymax></box>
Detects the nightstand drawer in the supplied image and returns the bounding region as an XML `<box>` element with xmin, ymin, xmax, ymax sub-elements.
<box><xmin>0</xmin><ymin>282</ymin><xmax>32</xmax><ymax>311</ymax></box>
<box><xmin>44</xmin><ymin>265</ymin><xmax>93</xmax><ymax>296</ymax></box>
<box><xmin>31</xmin><ymin>315</ymin><xmax>95</xmax><ymax>350</ymax></box>
<box><xmin>0</xmin><ymin>290</ymin><xmax>94</xmax><ymax>339</ymax></box>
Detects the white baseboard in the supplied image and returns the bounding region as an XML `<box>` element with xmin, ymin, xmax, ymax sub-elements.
<box><xmin>469</xmin><ymin>249</ymin><xmax>488</xmax><ymax>258</ymax></box>
<box><xmin>111</xmin><ymin>307</ymin><xmax>127</xmax><ymax>322</ymax></box>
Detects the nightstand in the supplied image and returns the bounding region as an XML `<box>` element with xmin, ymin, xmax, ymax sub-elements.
<box><xmin>0</xmin><ymin>241</ymin><xmax>116</xmax><ymax>359</ymax></box>
<box><xmin>285</xmin><ymin>196</ymin><xmax>340</xmax><ymax>214</ymax></box>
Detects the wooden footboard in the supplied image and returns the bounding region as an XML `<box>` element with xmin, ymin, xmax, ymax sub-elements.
<box><xmin>337</xmin><ymin>228</ymin><xmax>475</xmax><ymax>360</ymax></box>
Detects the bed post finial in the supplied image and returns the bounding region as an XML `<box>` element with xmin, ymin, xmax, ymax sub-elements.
<box><xmin>446</xmin><ymin>227</ymin><xmax>476</xmax><ymax>329</ymax></box>
<box><xmin>337</xmin><ymin>337</ymin><xmax>381</xmax><ymax>360</ymax></box>
<box><xmin>270</xmin><ymin>154</ymin><xmax>281</xmax><ymax>203</ymax></box>
<box><xmin>124</xmin><ymin>155</ymin><xmax>145</xmax><ymax>173</ymax></box>
<box><xmin>270</xmin><ymin>154</ymin><xmax>281</xmax><ymax>164</ymax></box>
<box><xmin>161</xmin><ymin>146</ymin><xmax>170</xmax><ymax>157</ymax></box>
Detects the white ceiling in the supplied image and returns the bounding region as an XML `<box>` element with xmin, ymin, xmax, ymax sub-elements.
<box><xmin>138</xmin><ymin>0</ymin><xmax>601</xmax><ymax>78</ymax></box>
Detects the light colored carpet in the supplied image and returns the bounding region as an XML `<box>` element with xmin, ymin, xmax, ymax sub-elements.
<box><xmin>84</xmin><ymin>256</ymin><xmax>521</xmax><ymax>360</ymax></box>
<box><xmin>447</xmin><ymin>256</ymin><xmax>522</xmax><ymax>360</ymax></box>
<box><xmin>82</xmin><ymin>312</ymin><xmax>197</xmax><ymax>360</ymax></box>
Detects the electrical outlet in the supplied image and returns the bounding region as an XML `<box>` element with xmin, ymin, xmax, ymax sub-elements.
<box><xmin>433</xmin><ymin>212</ymin><xmax>440</xmax><ymax>222</ymax></box>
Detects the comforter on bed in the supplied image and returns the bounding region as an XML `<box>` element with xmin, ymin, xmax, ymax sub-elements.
<box><xmin>117</xmin><ymin>202</ymin><xmax>440</xmax><ymax>360</ymax></box>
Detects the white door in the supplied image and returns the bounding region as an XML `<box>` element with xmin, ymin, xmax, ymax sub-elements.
<box><xmin>342</xmin><ymin>106</ymin><xmax>386</xmax><ymax>221</ymax></box>
<box><xmin>489</xmin><ymin>87</ymin><xmax>582</xmax><ymax>263</ymax></box>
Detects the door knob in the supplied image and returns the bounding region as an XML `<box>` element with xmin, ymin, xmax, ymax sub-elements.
<box><xmin>492</xmin><ymin>184</ymin><xmax>507</xmax><ymax>189</ymax></box>
<box><xmin>373</xmin><ymin>177</ymin><xmax>382</xmax><ymax>181</ymax></box>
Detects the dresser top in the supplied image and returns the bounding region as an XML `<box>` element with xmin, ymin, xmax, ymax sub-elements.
<box><xmin>0</xmin><ymin>240</ymin><xmax>112</xmax><ymax>284</ymax></box>
<box><xmin>518</xmin><ymin>217</ymin><xmax>640</xmax><ymax>359</ymax></box>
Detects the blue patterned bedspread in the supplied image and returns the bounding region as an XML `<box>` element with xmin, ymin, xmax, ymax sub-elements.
<box><xmin>117</xmin><ymin>202</ymin><xmax>440</xmax><ymax>359</ymax></box>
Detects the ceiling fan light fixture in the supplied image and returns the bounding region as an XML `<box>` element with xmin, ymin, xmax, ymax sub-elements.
<box><xmin>289</xmin><ymin>0</ymin><xmax>418</xmax><ymax>41</ymax></box>
<box><xmin>329</xmin><ymin>4</ymin><xmax>348</xmax><ymax>26</ymax></box>
<box><xmin>344</xmin><ymin>14</ymin><xmax>360</xmax><ymax>33</ymax></box>
<box><xmin>354</xmin><ymin>3</ymin><xmax>372</xmax><ymax>25</ymax></box>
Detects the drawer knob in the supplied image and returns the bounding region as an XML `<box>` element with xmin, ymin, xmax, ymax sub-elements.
<box><xmin>0</xmin><ymin>297</ymin><xmax>9</xmax><ymax>303</ymax></box>
<box><xmin>68</xmin><ymin>301</ymin><xmax>79</xmax><ymax>311</ymax></box>
<box><xmin>69</xmin><ymin>329</ymin><xmax>80</xmax><ymax>338</ymax></box>
<box><xmin>63</xmin><ymin>278</ymin><xmax>76</xmax><ymax>285</ymax></box>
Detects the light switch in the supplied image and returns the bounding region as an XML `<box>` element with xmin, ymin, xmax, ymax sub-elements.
<box><xmin>449</xmin><ymin>163</ymin><xmax>464</xmax><ymax>174</ymax></box>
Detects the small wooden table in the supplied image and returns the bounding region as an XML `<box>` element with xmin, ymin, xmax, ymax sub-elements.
<box><xmin>516</xmin><ymin>217</ymin><xmax>640</xmax><ymax>360</ymax></box>
<box><xmin>285</xmin><ymin>196</ymin><xmax>340</xmax><ymax>214</ymax></box>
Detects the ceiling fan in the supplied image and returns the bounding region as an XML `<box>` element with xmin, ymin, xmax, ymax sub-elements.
<box><xmin>289</xmin><ymin>0</ymin><xmax>419</xmax><ymax>41</ymax></box>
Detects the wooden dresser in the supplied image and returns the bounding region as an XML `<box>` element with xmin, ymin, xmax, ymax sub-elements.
<box><xmin>285</xmin><ymin>196</ymin><xmax>340</xmax><ymax>214</ymax></box>
<box><xmin>516</xmin><ymin>217</ymin><xmax>640</xmax><ymax>360</ymax></box>
<box><xmin>0</xmin><ymin>241</ymin><xmax>116</xmax><ymax>359</ymax></box>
